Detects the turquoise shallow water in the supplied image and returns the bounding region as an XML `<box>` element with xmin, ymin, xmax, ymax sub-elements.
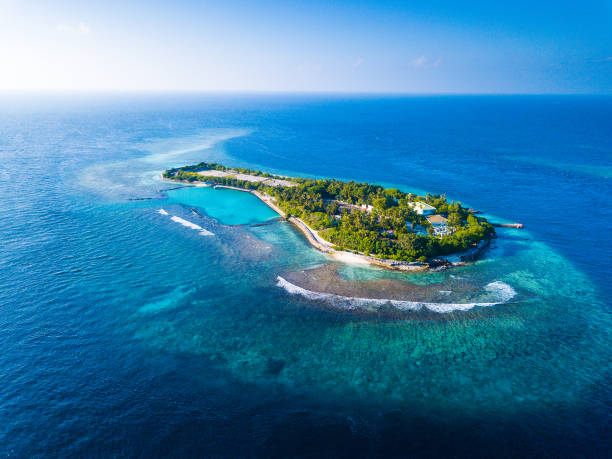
<box><xmin>166</xmin><ymin>186</ymin><xmax>279</xmax><ymax>225</ymax></box>
<box><xmin>0</xmin><ymin>94</ymin><xmax>610</xmax><ymax>456</ymax></box>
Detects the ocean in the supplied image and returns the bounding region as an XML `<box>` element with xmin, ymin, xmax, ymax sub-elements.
<box><xmin>0</xmin><ymin>93</ymin><xmax>610</xmax><ymax>456</ymax></box>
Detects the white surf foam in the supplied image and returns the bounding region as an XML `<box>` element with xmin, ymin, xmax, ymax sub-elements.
<box><xmin>484</xmin><ymin>280</ymin><xmax>517</xmax><ymax>302</ymax></box>
<box><xmin>276</xmin><ymin>276</ymin><xmax>516</xmax><ymax>313</ymax></box>
<box><xmin>158</xmin><ymin>213</ymin><xmax>214</xmax><ymax>236</ymax></box>
<box><xmin>170</xmin><ymin>216</ymin><xmax>215</xmax><ymax>236</ymax></box>
<box><xmin>170</xmin><ymin>215</ymin><xmax>203</xmax><ymax>230</ymax></box>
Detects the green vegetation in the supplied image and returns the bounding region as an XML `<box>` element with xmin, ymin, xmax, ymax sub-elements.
<box><xmin>164</xmin><ymin>163</ymin><xmax>494</xmax><ymax>261</ymax></box>
<box><xmin>162</xmin><ymin>162</ymin><xmax>303</xmax><ymax>185</ymax></box>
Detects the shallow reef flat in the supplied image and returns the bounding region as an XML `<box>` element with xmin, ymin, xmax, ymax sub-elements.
<box><xmin>279</xmin><ymin>263</ymin><xmax>517</xmax><ymax>315</ymax></box>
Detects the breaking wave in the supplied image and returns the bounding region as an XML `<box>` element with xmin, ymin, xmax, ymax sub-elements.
<box><xmin>276</xmin><ymin>276</ymin><xmax>516</xmax><ymax>313</ymax></box>
<box><xmin>169</xmin><ymin>216</ymin><xmax>214</xmax><ymax>236</ymax></box>
<box><xmin>157</xmin><ymin>210</ymin><xmax>214</xmax><ymax>236</ymax></box>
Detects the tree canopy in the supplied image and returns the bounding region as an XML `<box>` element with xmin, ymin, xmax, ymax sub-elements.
<box><xmin>164</xmin><ymin>163</ymin><xmax>494</xmax><ymax>260</ymax></box>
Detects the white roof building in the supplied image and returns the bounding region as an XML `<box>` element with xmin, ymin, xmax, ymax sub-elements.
<box><xmin>407</xmin><ymin>201</ymin><xmax>436</xmax><ymax>215</ymax></box>
<box><xmin>426</xmin><ymin>214</ymin><xmax>448</xmax><ymax>226</ymax></box>
<box><xmin>427</xmin><ymin>214</ymin><xmax>451</xmax><ymax>236</ymax></box>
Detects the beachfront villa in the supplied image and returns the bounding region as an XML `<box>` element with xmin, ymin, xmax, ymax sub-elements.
<box><xmin>407</xmin><ymin>201</ymin><xmax>436</xmax><ymax>215</ymax></box>
<box><xmin>427</xmin><ymin>214</ymin><xmax>450</xmax><ymax>236</ymax></box>
<box><xmin>427</xmin><ymin>214</ymin><xmax>448</xmax><ymax>226</ymax></box>
<box><xmin>407</xmin><ymin>215</ymin><xmax>449</xmax><ymax>236</ymax></box>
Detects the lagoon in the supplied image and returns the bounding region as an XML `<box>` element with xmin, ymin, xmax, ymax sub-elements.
<box><xmin>166</xmin><ymin>186</ymin><xmax>279</xmax><ymax>225</ymax></box>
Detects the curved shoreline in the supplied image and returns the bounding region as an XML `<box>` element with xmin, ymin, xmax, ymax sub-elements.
<box><xmin>163</xmin><ymin>178</ymin><xmax>488</xmax><ymax>271</ymax></box>
<box><xmin>286</xmin><ymin>214</ymin><xmax>429</xmax><ymax>271</ymax></box>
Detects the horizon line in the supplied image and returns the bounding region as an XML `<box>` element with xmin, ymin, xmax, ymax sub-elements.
<box><xmin>0</xmin><ymin>89</ymin><xmax>610</xmax><ymax>97</ymax></box>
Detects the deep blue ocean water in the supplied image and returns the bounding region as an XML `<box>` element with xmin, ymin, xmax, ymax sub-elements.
<box><xmin>0</xmin><ymin>94</ymin><xmax>610</xmax><ymax>457</ymax></box>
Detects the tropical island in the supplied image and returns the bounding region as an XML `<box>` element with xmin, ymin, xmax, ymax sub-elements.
<box><xmin>162</xmin><ymin>162</ymin><xmax>495</xmax><ymax>270</ymax></box>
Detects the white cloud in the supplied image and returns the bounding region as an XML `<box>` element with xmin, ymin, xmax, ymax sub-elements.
<box><xmin>409</xmin><ymin>56</ymin><xmax>441</xmax><ymax>69</ymax></box>
<box><xmin>56</xmin><ymin>22</ymin><xmax>91</xmax><ymax>35</ymax></box>
<box><xmin>410</xmin><ymin>55</ymin><xmax>427</xmax><ymax>68</ymax></box>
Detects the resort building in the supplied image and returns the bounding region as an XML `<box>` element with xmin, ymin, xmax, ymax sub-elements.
<box><xmin>427</xmin><ymin>214</ymin><xmax>448</xmax><ymax>226</ymax></box>
<box><xmin>324</xmin><ymin>199</ymin><xmax>372</xmax><ymax>214</ymax></box>
<box><xmin>407</xmin><ymin>201</ymin><xmax>436</xmax><ymax>215</ymax></box>
<box><xmin>427</xmin><ymin>214</ymin><xmax>450</xmax><ymax>236</ymax></box>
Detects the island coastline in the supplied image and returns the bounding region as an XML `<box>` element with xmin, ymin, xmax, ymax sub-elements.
<box><xmin>162</xmin><ymin>169</ymin><xmax>493</xmax><ymax>271</ymax></box>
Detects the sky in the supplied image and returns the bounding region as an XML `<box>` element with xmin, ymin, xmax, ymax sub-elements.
<box><xmin>0</xmin><ymin>0</ymin><xmax>611</xmax><ymax>93</ymax></box>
